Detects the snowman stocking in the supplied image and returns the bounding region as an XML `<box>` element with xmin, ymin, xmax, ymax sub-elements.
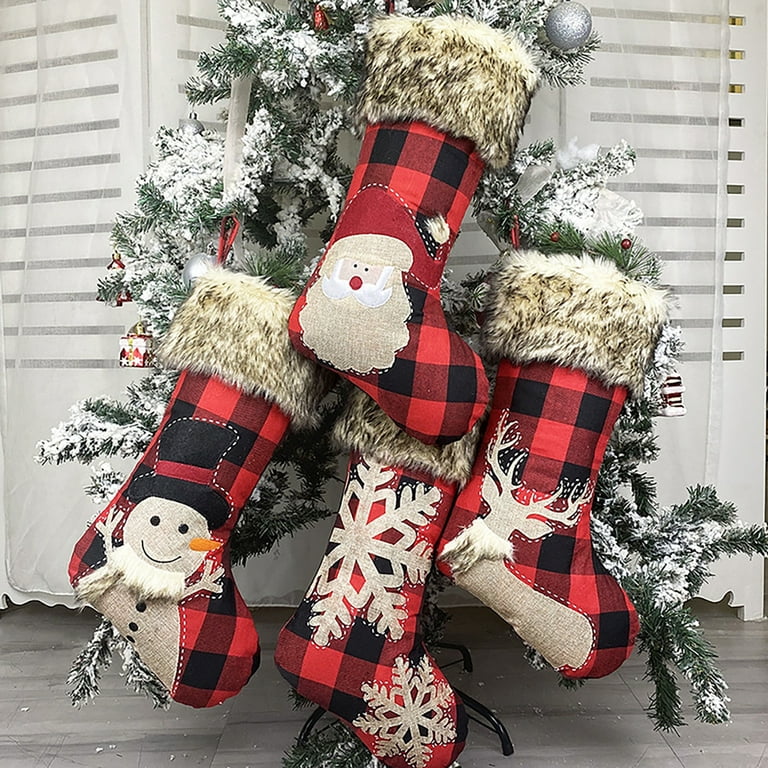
<box><xmin>275</xmin><ymin>391</ymin><xmax>479</xmax><ymax>768</ymax></box>
<box><xmin>69</xmin><ymin>271</ymin><xmax>330</xmax><ymax>707</ymax></box>
<box><xmin>289</xmin><ymin>14</ymin><xmax>539</xmax><ymax>445</ymax></box>
<box><xmin>437</xmin><ymin>252</ymin><xmax>668</xmax><ymax>679</ymax></box>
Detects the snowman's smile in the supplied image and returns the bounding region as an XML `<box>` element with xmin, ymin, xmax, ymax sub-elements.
<box><xmin>141</xmin><ymin>539</ymin><xmax>182</xmax><ymax>564</ymax></box>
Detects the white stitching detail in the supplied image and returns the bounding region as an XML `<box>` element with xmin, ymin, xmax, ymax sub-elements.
<box><xmin>505</xmin><ymin>557</ymin><xmax>598</xmax><ymax>673</ymax></box>
<box><xmin>132</xmin><ymin>416</ymin><xmax>239</xmax><ymax>522</ymax></box>
<box><xmin>339</xmin><ymin>183</ymin><xmax>448</xmax><ymax>290</ymax></box>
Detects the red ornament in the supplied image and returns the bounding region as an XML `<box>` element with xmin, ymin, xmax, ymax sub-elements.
<box><xmin>119</xmin><ymin>321</ymin><xmax>154</xmax><ymax>368</ymax></box>
<box><xmin>217</xmin><ymin>215</ymin><xmax>241</xmax><ymax>265</ymax></box>
<box><xmin>550</xmin><ymin>231</ymin><xmax>561</xmax><ymax>243</ymax></box>
<box><xmin>107</xmin><ymin>253</ymin><xmax>125</xmax><ymax>270</ymax></box>
<box><xmin>104</xmin><ymin>252</ymin><xmax>132</xmax><ymax>306</ymax></box>
<box><xmin>509</xmin><ymin>215</ymin><xmax>521</xmax><ymax>249</ymax></box>
<box><xmin>313</xmin><ymin>4</ymin><xmax>329</xmax><ymax>30</ymax></box>
<box><xmin>621</xmin><ymin>238</ymin><xmax>632</xmax><ymax>250</ymax></box>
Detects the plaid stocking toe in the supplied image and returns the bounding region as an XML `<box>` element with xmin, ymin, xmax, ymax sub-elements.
<box><xmin>275</xmin><ymin>392</ymin><xmax>479</xmax><ymax>768</ymax></box>
<box><xmin>437</xmin><ymin>252</ymin><xmax>668</xmax><ymax>679</ymax></box>
<box><xmin>70</xmin><ymin>271</ymin><xmax>329</xmax><ymax>706</ymax></box>
<box><xmin>289</xmin><ymin>15</ymin><xmax>538</xmax><ymax>445</ymax></box>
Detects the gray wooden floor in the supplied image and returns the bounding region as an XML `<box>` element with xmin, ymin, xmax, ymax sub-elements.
<box><xmin>1</xmin><ymin>600</ymin><xmax>766</xmax><ymax>768</ymax></box>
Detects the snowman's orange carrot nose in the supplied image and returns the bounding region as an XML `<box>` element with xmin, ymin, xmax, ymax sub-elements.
<box><xmin>189</xmin><ymin>537</ymin><xmax>221</xmax><ymax>552</ymax></box>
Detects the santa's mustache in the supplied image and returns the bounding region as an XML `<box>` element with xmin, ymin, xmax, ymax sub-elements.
<box><xmin>321</xmin><ymin>263</ymin><xmax>396</xmax><ymax>308</ymax></box>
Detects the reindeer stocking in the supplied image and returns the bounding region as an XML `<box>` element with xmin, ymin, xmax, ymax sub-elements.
<box><xmin>437</xmin><ymin>252</ymin><xmax>668</xmax><ymax>679</ymax></box>
<box><xmin>69</xmin><ymin>271</ymin><xmax>330</xmax><ymax>707</ymax></box>
<box><xmin>275</xmin><ymin>391</ymin><xmax>479</xmax><ymax>768</ymax></box>
<box><xmin>289</xmin><ymin>14</ymin><xmax>539</xmax><ymax>445</ymax></box>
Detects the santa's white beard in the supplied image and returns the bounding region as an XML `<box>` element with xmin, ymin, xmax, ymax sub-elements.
<box><xmin>321</xmin><ymin>272</ymin><xmax>393</xmax><ymax>308</ymax></box>
<box><xmin>299</xmin><ymin>276</ymin><xmax>412</xmax><ymax>374</ymax></box>
<box><xmin>77</xmin><ymin>543</ymin><xmax>188</xmax><ymax>603</ymax></box>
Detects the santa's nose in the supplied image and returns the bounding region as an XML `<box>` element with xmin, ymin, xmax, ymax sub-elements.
<box><xmin>349</xmin><ymin>275</ymin><xmax>363</xmax><ymax>290</ymax></box>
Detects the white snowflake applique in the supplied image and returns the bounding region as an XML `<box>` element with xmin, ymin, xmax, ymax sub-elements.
<box><xmin>308</xmin><ymin>459</ymin><xmax>443</xmax><ymax>646</ymax></box>
<box><xmin>353</xmin><ymin>655</ymin><xmax>457</xmax><ymax>768</ymax></box>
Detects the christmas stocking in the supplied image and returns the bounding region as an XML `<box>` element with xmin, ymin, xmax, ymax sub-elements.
<box><xmin>69</xmin><ymin>271</ymin><xmax>330</xmax><ymax>707</ymax></box>
<box><xmin>437</xmin><ymin>252</ymin><xmax>668</xmax><ymax>679</ymax></box>
<box><xmin>289</xmin><ymin>14</ymin><xmax>539</xmax><ymax>445</ymax></box>
<box><xmin>275</xmin><ymin>390</ymin><xmax>480</xmax><ymax>768</ymax></box>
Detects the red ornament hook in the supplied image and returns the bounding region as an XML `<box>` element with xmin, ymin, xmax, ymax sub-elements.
<box><xmin>509</xmin><ymin>215</ymin><xmax>521</xmax><ymax>250</ymax></box>
<box><xmin>217</xmin><ymin>215</ymin><xmax>241</xmax><ymax>265</ymax></box>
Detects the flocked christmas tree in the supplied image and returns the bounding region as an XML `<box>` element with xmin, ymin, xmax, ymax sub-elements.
<box><xmin>37</xmin><ymin>0</ymin><xmax>767</xmax><ymax>766</ymax></box>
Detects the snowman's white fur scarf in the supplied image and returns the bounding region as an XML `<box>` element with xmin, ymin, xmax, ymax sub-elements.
<box><xmin>76</xmin><ymin>543</ymin><xmax>187</xmax><ymax>603</ymax></box>
<box><xmin>358</xmin><ymin>15</ymin><xmax>540</xmax><ymax>169</ymax></box>
<box><xmin>482</xmin><ymin>251</ymin><xmax>670</xmax><ymax>399</ymax></box>
<box><xmin>159</xmin><ymin>270</ymin><xmax>332</xmax><ymax>430</ymax></box>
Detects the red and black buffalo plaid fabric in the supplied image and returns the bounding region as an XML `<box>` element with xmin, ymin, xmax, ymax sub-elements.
<box><xmin>69</xmin><ymin>370</ymin><xmax>290</xmax><ymax>707</ymax></box>
<box><xmin>289</xmin><ymin>121</ymin><xmax>488</xmax><ymax>446</ymax></box>
<box><xmin>438</xmin><ymin>361</ymin><xmax>639</xmax><ymax>679</ymax></box>
<box><xmin>274</xmin><ymin>453</ymin><xmax>467</xmax><ymax>768</ymax></box>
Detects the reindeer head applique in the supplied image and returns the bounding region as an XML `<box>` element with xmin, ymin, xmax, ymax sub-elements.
<box><xmin>480</xmin><ymin>413</ymin><xmax>593</xmax><ymax>542</ymax></box>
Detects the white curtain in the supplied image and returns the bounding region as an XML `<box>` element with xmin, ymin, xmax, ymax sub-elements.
<box><xmin>457</xmin><ymin>3</ymin><xmax>730</xmax><ymax>491</ymax></box>
<box><xmin>2</xmin><ymin>1</ymin><xmax>758</xmax><ymax>612</ymax></box>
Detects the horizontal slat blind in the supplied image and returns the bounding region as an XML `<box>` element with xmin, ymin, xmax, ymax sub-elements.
<box><xmin>0</xmin><ymin>0</ymin><xmax>224</xmax><ymax>602</ymax></box>
<box><xmin>1</xmin><ymin>1</ymin><xmax>126</xmax><ymax>370</ymax></box>
<box><xmin>703</xmin><ymin>0</ymin><xmax>766</xmax><ymax>619</ymax></box>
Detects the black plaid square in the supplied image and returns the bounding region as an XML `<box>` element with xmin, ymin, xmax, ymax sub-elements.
<box><xmin>367</xmin><ymin>127</ymin><xmax>408</xmax><ymax>166</ymax></box>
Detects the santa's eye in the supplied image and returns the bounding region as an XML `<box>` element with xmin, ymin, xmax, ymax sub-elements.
<box><xmin>178</xmin><ymin>523</ymin><xmax>189</xmax><ymax>534</ymax></box>
<box><xmin>364</xmin><ymin>267</ymin><xmax>368</xmax><ymax>272</ymax></box>
<box><xmin>353</xmin><ymin>263</ymin><xmax>357</xmax><ymax>268</ymax></box>
<box><xmin>150</xmin><ymin>515</ymin><xmax>160</xmax><ymax>526</ymax></box>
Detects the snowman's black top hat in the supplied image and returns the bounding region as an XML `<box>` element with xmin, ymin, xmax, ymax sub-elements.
<box><xmin>126</xmin><ymin>418</ymin><xmax>236</xmax><ymax>530</ymax></box>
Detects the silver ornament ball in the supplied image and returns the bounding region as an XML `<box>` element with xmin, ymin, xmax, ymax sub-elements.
<box><xmin>182</xmin><ymin>252</ymin><xmax>217</xmax><ymax>289</ymax></box>
<box><xmin>545</xmin><ymin>2</ymin><xmax>593</xmax><ymax>50</ymax></box>
<box><xmin>179</xmin><ymin>112</ymin><xmax>205</xmax><ymax>135</ymax></box>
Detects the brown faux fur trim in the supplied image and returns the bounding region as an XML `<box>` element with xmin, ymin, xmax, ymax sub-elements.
<box><xmin>158</xmin><ymin>270</ymin><xmax>331</xmax><ymax>428</ymax></box>
<box><xmin>482</xmin><ymin>251</ymin><xmax>669</xmax><ymax>398</ymax></box>
<box><xmin>332</xmin><ymin>389</ymin><xmax>481</xmax><ymax>485</ymax></box>
<box><xmin>358</xmin><ymin>15</ymin><xmax>539</xmax><ymax>169</ymax></box>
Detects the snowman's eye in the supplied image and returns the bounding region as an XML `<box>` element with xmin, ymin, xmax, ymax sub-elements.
<box><xmin>150</xmin><ymin>516</ymin><xmax>160</xmax><ymax>526</ymax></box>
<box><xmin>178</xmin><ymin>523</ymin><xmax>189</xmax><ymax>534</ymax></box>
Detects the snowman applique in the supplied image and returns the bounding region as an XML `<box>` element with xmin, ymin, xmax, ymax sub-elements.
<box><xmin>75</xmin><ymin>418</ymin><xmax>242</xmax><ymax>693</ymax></box>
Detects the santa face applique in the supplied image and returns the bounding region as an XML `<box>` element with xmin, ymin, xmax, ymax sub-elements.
<box><xmin>300</xmin><ymin>233</ymin><xmax>414</xmax><ymax>374</ymax></box>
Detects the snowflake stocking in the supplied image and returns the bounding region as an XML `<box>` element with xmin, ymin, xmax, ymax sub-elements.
<box><xmin>69</xmin><ymin>271</ymin><xmax>329</xmax><ymax>707</ymax></box>
<box><xmin>289</xmin><ymin>15</ymin><xmax>539</xmax><ymax>445</ymax></box>
<box><xmin>275</xmin><ymin>392</ymin><xmax>479</xmax><ymax>768</ymax></box>
<box><xmin>437</xmin><ymin>252</ymin><xmax>668</xmax><ymax>679</ymax></box>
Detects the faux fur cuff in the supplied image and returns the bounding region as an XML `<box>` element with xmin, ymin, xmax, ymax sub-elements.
<box><xmin>359</xmin><ymin>15</ymin><xmax>539</xmax><ymax>169</ymax></box>
<box><xmin>332</xmin><ymin>389</ymin><xmax>481</xmax><ymax>485</ymax></box>
<box><xmin>482</xmin><ymin>252</ymin><xmax>669</xmax><ymax>398</ymax></box>
<box><xmin>158</xmin><ymin>270</ymin><xmax>331</xmax><ymax>429</ymax></box>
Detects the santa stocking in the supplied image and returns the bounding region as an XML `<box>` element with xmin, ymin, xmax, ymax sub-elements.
<box><xmin>69</xmin><ymin>271</ymin><xmax>330</xmax><ymax>707</ymax></box>
<box><xmin>437</xmin><ymin>252</ymin><xmax>668</xmax><ymax>679</ymax></box>
<box><xmin>275</xmin><ymin>391</ymin><xmax>479</xmax><ymax>768</ymax></box>
<box><xmin>289</xmin><ymin>14</ymin><xmax>539</xmax><ymax>445</ymax></box>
